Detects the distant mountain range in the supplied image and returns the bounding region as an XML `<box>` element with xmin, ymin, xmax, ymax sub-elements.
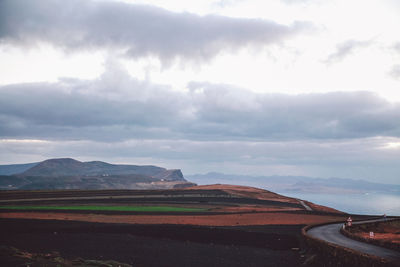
<box><xmin>0</xmin><ymin>163</ymin><xmax>39</xmax><ymax>176</ymax></box>
<box><xmin>187</xmin><ymin>172</ymin><xmax>400</xmax><ymax>195</ymax></box>
<box><xmin>2</xmin><ymin>159</ymin><xmax>398</xmax><ymax>194</ymax></box>
<box><xmin>0</xmin><ymin>158</ymin><xmax>195</xmax><ymax>190</ymax></box>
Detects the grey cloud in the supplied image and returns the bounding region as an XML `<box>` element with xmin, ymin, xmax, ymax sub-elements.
<box><xmin>0</xmin><ymin>83</ymin><xmax>181</xmax><ymax>127</ymax></box>
<box><xmin>1</xmin><ymin>65</ymin><xmax>400</xmax><ymax>183</ymax></box>
<box><xmin>212</xmin><ymin>0</ymin><xmax>245</xmax><ymax>8</ymax></box>
<box><xmin>281</xmin><ymin>0</ymin><xmax>318</xmax><ymax>5</ymax></box>
<box><xmin>0</xmin><ymin>0</ymin><xmax>311</xmax><ymax>63</ymax></box>
<box><xmin>1</xmin><ymin>65</ymin><xmax>400</xmax><ymax>142</ymax></box>
<box><xmin>388</xmin><ymin>43</ymin><xmax>400</xmax><ymax>79</ymax></box>
<box><xmin>393</xmin><ymin>42</ymin><xmax>400</xmax><ymax>53</ymax></box>
<box><xmin>389</xmin><ymin>65</ymin><xmax>400</xmax><ymax>79</ymax></box>
<box><xmin>188</xmin><ymin>82</ymin><xmax>400</xmax><ymax>140</ymax></box>
<box><xmin>324</xmin><ymin>39</ymin><xmax>372</xmax><ymax>64</ymax></box>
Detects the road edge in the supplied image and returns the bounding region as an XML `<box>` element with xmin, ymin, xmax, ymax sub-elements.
<box><xmin>302</xmin><ymin>221</ymin><xmax>400</xmax><ymax>266</ymax></box>
<box><xmin>340</xmin><ymin>218</ymin><xmax>400</xmax><ymax>252</ymax></box>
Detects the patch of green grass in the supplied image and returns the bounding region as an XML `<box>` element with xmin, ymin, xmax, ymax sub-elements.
<box><xmin>0</xmin><ymin>205</ymin><xmax>206</xmax><ymax>212</ymax></box>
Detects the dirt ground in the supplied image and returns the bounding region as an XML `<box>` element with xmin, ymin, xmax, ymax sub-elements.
<box><xmin>0</xmin><ymin>185</ymin><xmax>348</xmax><ymax>266</ymax></box>
<box><xmin>351</xmin><ymin>220</ymin><xmax>400</xmax><ymax>246</ymax></box>
<box><xmin>0</xmin><ymin>218</ymin><xmax>303</xmax><ymax>267</ymax></box>
<box><xmin>188</xmin><ymin>184</ymin><xmax>343</xmax><ymax>214</ymax></box>
<box><xmin>0</xmin><ymin>211</ymin><xmax>345</xmax><ymax>226</ymax></box>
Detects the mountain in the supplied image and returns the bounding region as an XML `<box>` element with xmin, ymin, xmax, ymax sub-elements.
<box><xmin>0</xmin><ymin>162</ymin><xmax>39</xmax><ymax>175</ymax></box>
<box><xmin>187</xmin><ymin>172</ymin><xmax>400</xmax><ymax>194</ymax></box>
<box><xmin>0</xmin><ymin>158</ymin><xmax>193</xmax><ymax>190</ymax></box>
<box><xmin>152</xmin><ymin>169</ymin><xmax>184</xmax><ymax>181</ymax></box>
<box><xmin>21</xmin><ymin>158</ymin><xmax>173</xmax><ymax>179</ymax></box>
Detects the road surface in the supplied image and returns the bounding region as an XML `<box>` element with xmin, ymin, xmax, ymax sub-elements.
<box><xmin>307</xmin><ymin>218</ymin><xmax>400</xmax><ymax>261</ymax></box>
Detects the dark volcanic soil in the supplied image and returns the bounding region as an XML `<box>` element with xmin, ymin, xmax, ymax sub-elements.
<box><xmin>0</xmin><ymin>218</ymin><xmax>302</xmax><ymax>267</ymax></box>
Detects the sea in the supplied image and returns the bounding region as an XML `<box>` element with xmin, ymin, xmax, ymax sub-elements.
<box><xmin>277</xmin><ymin>191</ymin><xmax>400</xmax><ymax>216</ymax></box>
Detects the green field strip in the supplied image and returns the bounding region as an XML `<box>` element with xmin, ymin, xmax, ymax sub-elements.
<box><xmin>0</xmin><ymin>205</ymin><xmax>207</xmax><ymax>212</ymax></box>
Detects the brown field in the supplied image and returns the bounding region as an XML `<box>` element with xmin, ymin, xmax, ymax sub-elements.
<box><xmin>0</xmin><ymin>184</ymin><xmax>346</xmax><ymax>226</ymax></box>
<box><xmin>0</xmin><ymin>210</ymin><xmax>345</xmax><ymax>226</ymax></box>
<box><xmin>0</xmin><ymin>184</ymin><xmax>350</xmax><ymax>266</ymax></box>
<box><xmin>352</xmin><ymin>220</ymin><xmax>400</xmax><ymax>245</ymax></box>
<box><xmin>189</xmin><ymin>184</ymin><xmax>303</xmax><ymax>204</ymax></box>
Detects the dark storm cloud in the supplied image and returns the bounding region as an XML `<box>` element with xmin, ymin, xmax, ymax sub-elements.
<box><xmin>1</xmin><ymin>65</ymin><xmax>399</xmax><ymax>142</ymax></box>
<box><xmin>324</xmin><ymin>39</ymin><xmax>372</xmax><ymax>64</ymax></box>
<box><xmin>0</xmin><ymin>0</ymin><xmax>311</xmax><ymax>63</ymax></box>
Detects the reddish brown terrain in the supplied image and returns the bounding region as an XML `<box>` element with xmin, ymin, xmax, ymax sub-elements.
<box><xmin>192</xmin><ymin>184</ymin><xmax>301</xmax><ymax>204</ymax></box>
<box><xmin>351</xmin><ymin>220</ymin><xmax>400</xmax><ymax>247</ymax></box>
<box><xmin>188</xmin><ymin>184</ymin><xmax>343</xmax><ymax>214</ymax></box>
<box><xmin>0</xmin><ymin>184</ymin><xmax>345</xmax><ymax>226</ymax></box>
<box><xmin>0</xmin><ymin>210</ymin><xmax>344</xmax><ymax>226</ymax></box>
<box><xmin>0</xmin><ymin>184</ymin><xmax>349</xmax><ymax>266</ymax></box>
<box><xmin>0</xmin><ymin>184</ymin><xmax>346</xmax><ymax>225</ymax></box>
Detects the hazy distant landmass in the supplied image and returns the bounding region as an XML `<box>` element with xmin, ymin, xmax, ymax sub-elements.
<box><xmin>187</xmin><ymin>172</ymin><xmax>400</xmax><ymax>194</ymax></box>
<box><xmin>2</xmin><ymin>159</ymin><xmax>398</xmax><ymax>194</ymax></box>
<box><xmin>0</xmin><ymin>158</ymin><xmax>195</xmax><ymax>190</ymax></box>
<box><xmin>0</xmin><ymin>162</ymin><xmax>39</xmax><ymax>176</ymax></box>
<box><xmin>187</xmin><ymin>173</ymin><xmax>400</xmax><ymax>215</ymax></box>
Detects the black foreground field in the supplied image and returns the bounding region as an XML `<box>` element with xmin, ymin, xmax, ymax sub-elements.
<box><xmin>0</xmin><ymin>218</ymin><xmax>303</xmax><ymax>267</ymax></box>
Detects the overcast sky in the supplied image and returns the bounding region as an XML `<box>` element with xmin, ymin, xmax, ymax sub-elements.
<box><xmin>0</xmin><ymin>0</ymin><xmax>399</xmax><ymax>184</ymax></box>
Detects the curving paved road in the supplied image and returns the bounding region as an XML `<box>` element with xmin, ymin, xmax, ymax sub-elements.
<box><xmin>307</xmin><ymin>218</ymin><xmax>400</xmax><ymax>261</ymax></box>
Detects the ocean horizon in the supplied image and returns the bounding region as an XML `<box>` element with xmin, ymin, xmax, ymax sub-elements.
<box><xmin>277</xmin><ymin>191</ymin><xmax>400</xmax><ymax>216</ymax></box>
